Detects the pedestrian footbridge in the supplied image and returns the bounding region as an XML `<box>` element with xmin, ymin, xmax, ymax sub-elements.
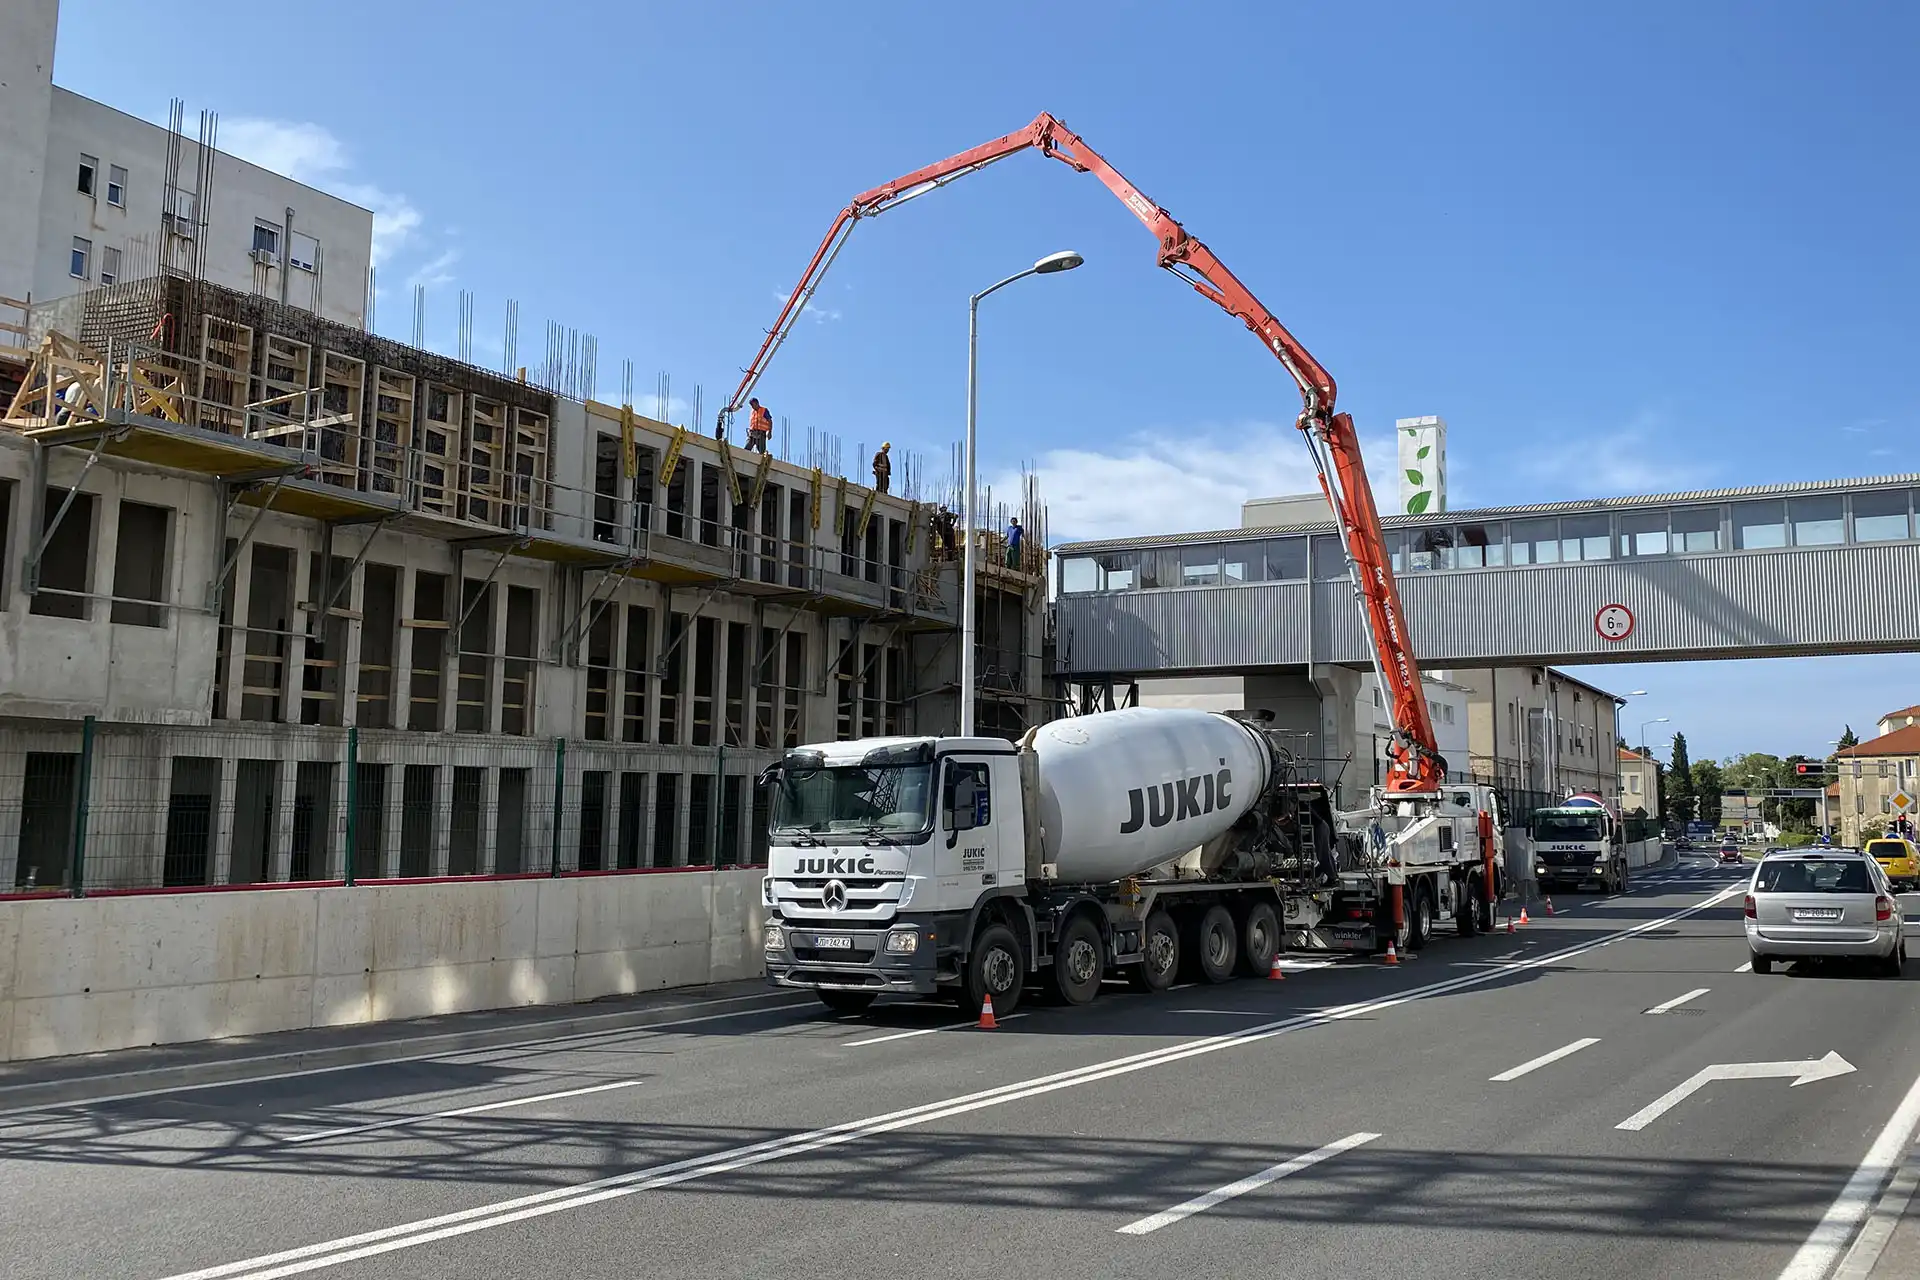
<box><xmin>1051</xmin><ymin>474</ymin><xmax>1920</xmax><ymax>677</ymax></box>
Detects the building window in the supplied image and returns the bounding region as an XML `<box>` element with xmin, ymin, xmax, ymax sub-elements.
<box><xmin>252</xmin><ymin>221</ymin><xmax>280</xmax><ymax>258</ymax></box>
<box><xmin>1628</xmin><ymin>775</ymin><xmax>1642</xmax><ymax>795</ymax></box>
<box><xmin>78</xmin><ymin>154</ymin><xmax>97</xmax><ymax>196</ymax></box>
<box><xmin>69</xmin><ymin>237</ymin><xmax>90</xmax><ymax>279</ymax></box>
<box><xmin>107</xmin><ymin>165</ymin><xmax>126</xmax><ymax>206</ymax></box>
<box><xmin>110</xmin><ymin>501</ymin><xmax>171</xmax><ymax>627</ymax></box>
<box><xmin>289</xmin><ymin>231</ymin><xmax>319</xmax><ymax>272</ymax></box>
<box><xmin>99</xmin><ymin>246</ymin><xmax>121</xmax><ymax>287</ymax></box>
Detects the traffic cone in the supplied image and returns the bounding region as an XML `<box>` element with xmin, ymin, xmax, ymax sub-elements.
<box><xmin>1268</xmin><ymin>953</ymin><xmax>1286</xmax><ymax>981</ymax></box>
<box><xmin>1518</xmin><ymin>906</ymin><xmax>1531</xmax><ymax>926</ymax></box>
<box><xmin>1506</xmin><ymin>913</ymin><xmax>1517</xmax><ymax>935</ymax></box>
<box><xmin>977</xmin><ymin>993</ymin><xmax>998</xmax><ymax>1030</ymax></box>
<box><xmin>1383</xmin><ymin>940</ymin><xmax>1400</xmax><ymax>965</ymax></box>
<box><xmin>1544</xmin><ymin>897</ymin><xmax>1555</xmax><ymax>916</ymax></box>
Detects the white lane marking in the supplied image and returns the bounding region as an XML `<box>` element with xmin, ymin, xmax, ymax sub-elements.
<box><xmin>1490</xmin><ymin>1038</ymin><xmax>1602</xmax><ymax>1082</ymax></box>
<box><xmin>1735</xmin><ymin>961</ymin><xmax>1754</xmax><ymax>973</ymax></box>
<box><xmin>158</xmin><ymin>883</ymin><xmax>1745</xmax><ymax>1280</ymax></box>
<box><xmin>1645</xmin><ymin>987</ymin><xmax>1711</xmax><ymax>1015</ymax></box>
<box><xmin>1778</xmin><ymin>1063</ymin><xmax>1920</xmax><ymax>1280</ymax></box>
<box><xmin>282</xmin><ymin>1080</ymin><xmax>642</xmax><ymax>1144</ymax></box>
<box><xmin>844</xmin><ymin>1014</ymin><xmax>1026</xmax><ymax>1046</ymax></box>
<box><xmin>1834</xmin><ymin>1137</ymin><xmax>1920</xmax><ymax>1279</ymax></box>
<box><xmin>1618</xmin><ymin>1052</ymin><xmax>1856</xmax><ymax>1132</ymax></box>
<box><xmin>1115</xmin><ymin>1132</ymin><xmax>1381</xmax><ymax>1235</ymax></box>
<box><xmin>0</xmin><ymin>990</ymin><xmax>815</xmax><ymax>1119</ymax></box>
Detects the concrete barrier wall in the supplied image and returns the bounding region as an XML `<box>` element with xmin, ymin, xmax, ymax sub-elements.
<box><xmin>1627</xmin><ymin>838</ymin><xmax>1664</xmax><ymax>869</ymax></box>
<box><xmin>0</xmin><ymin>869</ymin><xmax>766</xmax><ymax>1063</ymax></box>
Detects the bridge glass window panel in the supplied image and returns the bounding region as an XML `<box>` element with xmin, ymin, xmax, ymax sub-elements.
<box><xmin>1851</xmin><ymin>490</ymin><xmax>1911</xmax><ymax>542</ymax></box>
<box><xmin>1060</xmin><ymin>557</ymin><xmax>1099</xmax><ymax>593</ymax></box>
<box><xmin>1560</xmin><ymin>515</ymin><xmax>1610</xmax><ymax>561</ymax></box>
<box><xmin>1223</xmin><ymin>544</ymin><xmax>1256</xmax><ymax>584</ymax></box>
<box><xmin>1180</xmin><ymin>545</ymin><xmax>1222</xmax><ymax>587</ymax></box>
<box><xmin>1733</xmin><ymin>500</ymin><xmax>1788</xmax><ymax>549</ymax></box>
<box><xmin>1263</xmin><ymin>536</ymin><xmax>1308</xmax><ymax>581</ymax></box>
<box><xmin>1139</xmin><ymin>548</ymin><xmax>1178</xmax><ymax>590</ymax></box>
<box><xmin>1312</xmin><ymin>535</ymin><xmax>1347</xmax><ymax>580</ymax></box>
<box><xmin>1671</xmin><ymin>506</ymin><xmax>1721</xmax><ymax>553</ymax></box>
<box><xmin>1411</xmin><ymin>526</ymin><xmax>1454</xmax><ymax>570</ymax></box>
<box><xmin>1509</xmin><ymin>518</ymin><xmax>1559</xmax><ymax>565</ymax></box>
<box><xmin>1454</xmin><ymin>522</ymin><xmax>1502</xmax><ymax>568</ymax></box>
<box><xmin>1789</xmin><ymin>496</ymin><xmax>1845</xmax><ymax>546</ymax></box>
<box><xmin>1098</xmin><ymin>551</ymin><xmax>1138</xmax><ymax>590</ymax></box>
<box><xmin>1619</xmin><ymin>511</ymin><xmax>1668</xmax><ymax>557</ymax></box>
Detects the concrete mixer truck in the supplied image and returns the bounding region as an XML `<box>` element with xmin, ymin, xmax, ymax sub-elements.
<box><xmin>734</xmin><ymin>114</ymin><xmax>1511</xmax><ymax>1015</ymax></box>
<box><xmin>759</xmin><ymin>708</ymin><xmax>1507</xmax><ymax>1017</ymax></box>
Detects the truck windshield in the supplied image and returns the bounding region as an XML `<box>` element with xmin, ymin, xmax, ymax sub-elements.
<box><xmin>770</xmin><ymin>764</ymin><xmax>936</xmax><ymax>836</ymax></box>
<box><xmin>1531</xmin><ymin>812</ymin><xmax>1605</xmax><ymax>841</ymax></box>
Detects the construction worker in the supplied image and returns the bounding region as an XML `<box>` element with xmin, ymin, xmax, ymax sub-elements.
<box><xmin>872</xmin><ymin>441</ymin><xmax>892</xmax><ymax>493</ymax></box>
<box><xmin>1004</xmin><ymin>515</ymin><xmax>1023</xmax><ymax>569</ymax></box>
<box><xmin>746</xmin><ymin>398</ymin><xmax>772</xmax><ymax>453</ymax></box>
<box><xmin>931</xmin><ymin>505</ymin><xmax>958</xmax><ymax>560</ymax></box>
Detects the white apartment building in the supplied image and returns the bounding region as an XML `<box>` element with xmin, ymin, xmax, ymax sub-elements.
<box><xmin>0</xmin><ymin>0</ymin><xmax>372</xmax><ymax>328</ymax></box>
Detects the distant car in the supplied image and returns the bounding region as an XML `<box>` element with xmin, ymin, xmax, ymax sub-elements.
<box><xmin>1719</xmin><ymin>840</ymin><xmax>1743</xmax><ymax>863</ymax></box>
<box><xmin>1866</xmin><ymin>837</ymin><xmax>1920</xmax><ymax>892</ymax></box>
<box><xmin>1676</xmin><ymin>837</ymin><xmax>1694</xmax><ymax>851</ymax></box>
<box><xmin>1746</xmin><ymin>849</ymin><xmax>1906</xmax><ymax>975</ymax></box>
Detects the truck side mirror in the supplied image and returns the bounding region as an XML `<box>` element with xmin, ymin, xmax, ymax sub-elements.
<box><xmin>945</xmin><ymin>775</ymin><xmax>979</xmax><ymax>832</ymax></box>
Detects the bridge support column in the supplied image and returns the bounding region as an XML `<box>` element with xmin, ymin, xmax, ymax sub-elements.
<box><xmin>1309</xmin><ymin>665</ymin><xmax>1364</xmax><ymax>807</ymax></box>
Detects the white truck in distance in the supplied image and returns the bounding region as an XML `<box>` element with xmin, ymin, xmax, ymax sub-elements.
<box><xmin>1529</xmin><ymin>795</ymin><xmax>1629</xmax><ymax>894</ymax></box>
<box><xmin>760</xmin><ymin>708</ymin><xmax>1507</xmax><ymax>1016</ymax></box>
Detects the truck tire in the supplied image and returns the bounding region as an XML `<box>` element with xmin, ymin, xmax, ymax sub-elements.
<box><xmin>816</xmin><ymin>990</ymin><xmax>877</xmax><ymax>1016</ymax></box>
<box><xmin>957</xmin><ymin>922</ymin><xmax>1024</xmax><ymax>1018</ymax></box>
<box><xmin>1455</xmin><ymin>879</ymin><xmax>1477</xmax><ymax>937</ymax></box>
<box><xmin>1475</xmin><ymin>877</ymin><xmax>1497</xmax><ymax>933</ymax></box>
<box><xmin>1237</xmin><ymin>901</ymin><xmax>1281</xmax><ymax>978</ymax></box>
<box><xmin>1126</xmin><ymin>910</ymin><xmax>1180</xmax><ymax>992</ymax></box>
<box><xmin>1405</xmin><ymin>882</ymin><xmax>1434</xmax><ymax>953</ymax></box>
<box><xmin>1049</xmin><ymin>915</ymin><xmax>1105</xmax><ymax>1006</ymax></box>
<box><xmin>1195</xmin><ymin>905</ymin><xmax>1238</xmax><ymax>984</ymax></box>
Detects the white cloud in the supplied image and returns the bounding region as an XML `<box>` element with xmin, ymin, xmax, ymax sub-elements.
<box><xmin>991</xmin><ymin>422</ymin><xmax>1394</xmax><ymax>544</ymax></box>
<box><xmin>638</xmin><ymin>393</ymin><xmax>690</xmax><ymax>423</ymax></box>
<box><xmin>776</xmin><ymin>289</ymin><xmax>843</xmax><ymax>323</ymax></box>
<box><xmin>1511</xmin><ymin>411</ymin><xmax>1713</xmax><ymax>499</ymax></box>
<box><xmin>406</xmin><ymin>248</ymin><xmax>460</xmax><ymax>290</ymax></box>
<box><xmin>220</xmin><ymin>117</ymin><xmax>423</xmax><ymax>267</ymax></box>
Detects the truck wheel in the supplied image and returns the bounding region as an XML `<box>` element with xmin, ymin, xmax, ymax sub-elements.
<box><xmin>1405</xmin><ymin>883</ymin><xmax>1434</xmax><ymax>952</ymax></box>
<box><xmin>1048</xmin><ymin>916</ymin><xmax>1105</xmax><ymax>1006</ymax></box>
<box><xmin>1237</xmin><ymin>902</ymin><xmax>1281</xmax><ymax>978</ymax></box>
<box><xmin>816</xmin><ymin>990</ymin><xmax>877</xmax><ymax>1015</ymax></box>
<box><xmin>1196</xmin><ymin>905</ymin><xmax>1238</xmax><ymax>984</ymax></box>
<box><xmin>1126</xmin><ymin>910</ymin><xmax>1180</xmax><ymax>992</ymax></box>
<box><xmin>959</xmin><ymin>923</ymin><xmax>1025</xmax><ymax>1018</ymax></box>
<box><xmin>1476</xmin><ymin>884</ymin><xmax>1497</xmax><ymax>934</ymax></box>
<box><xmin>1455</xmin><ymin>880</ymin><xmax>1477</xmax><ymax>937</ymax></box>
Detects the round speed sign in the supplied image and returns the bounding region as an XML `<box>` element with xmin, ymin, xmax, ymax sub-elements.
<box><xmin>1595</xmin><ymin>603</ymin><xmax>1635</xmax><ymax>642</ymax></box>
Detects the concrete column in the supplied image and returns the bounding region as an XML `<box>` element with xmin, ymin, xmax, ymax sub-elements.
<box><xmin>1310</xmin><ymin>665</ymin><xmax>1363</xmax><ymax>806</ymax></box>
<box><xmin>210</xmin><ymin>755</ymin><xmax>239</xmax><ymax>884</ymax></box>
<box><xmin>92</xmin><ymin>484</ymin><xmax>124</xmax><ymax>627</ymax></box>
<box><xmin>393</xmin><ymin>568</ymin><xmax>418</xmax><ymax>732</ymax></box>
<box><xmin>487</xmin><ymin>579</ymin><xmax>508</xmax><ymax>735</ymax></box>
<box><xmin>221</xmin><ymin>543</ymin><xmax>254</xmax><ymax>721</ymax></box>
<box><xmin>431</xmin><ymin>760</ymin><xmax>454</xmax><ymax>876</ymax></box>
<box><xmin>339</xmin><ymin>536</ymin><xmax>366</xmax><ymax>729</ymax></box>
<box><xmin>285</xmin><ymin>542</ymin><xmax>313</xmax><ymax>725</ymax></box>
<box><xmin>268</xmin><ymin>757</ymin><xmax>296</xmax><ymax>881</ymax></box>
<box><xmin>479</xmin><ymin>766</ymin><xmax>501</xmax><ymax>873</ymax></box>
<box><xmin>379</xmin><ymin>759</ymin><xmax>403</xmax><ymax>879</ymax></box>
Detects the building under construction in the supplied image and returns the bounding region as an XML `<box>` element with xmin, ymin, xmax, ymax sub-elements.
<box><xmin>0</xmin><ymin>267</ymin><xmax>1052</xmax><ymax>891</ymax></box>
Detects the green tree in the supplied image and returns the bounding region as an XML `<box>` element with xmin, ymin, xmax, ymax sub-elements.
<box><xmin>1669</xmin><ymin>733</ymin><xmax>1696</xmax><ymax>824</ymax></box>
<box><xmin>1694</xmin><ymin>759</ymin><xmax>1725</xmax><ymax>826</ymax></box>
<box><xmin>1837</xmin><ymin>725</ymin><xmax>1859</xmax><ymax>752</ymax></box>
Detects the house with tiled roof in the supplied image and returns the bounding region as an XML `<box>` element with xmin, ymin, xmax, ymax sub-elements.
<box><xmin>1834</xmin><ymin>713</ymin><xmax>1920</xmax><ymax>844</ymax></box>
<box><xmin>1617</xmin><ymin>747</ymin><xmax>1658</xmax><ymax>817</ymax></box>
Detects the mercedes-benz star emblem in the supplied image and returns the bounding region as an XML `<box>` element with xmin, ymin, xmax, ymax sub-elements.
<box><xmin>822</xmin><ymin>880</ymin><xmax>847</xmax><ymax>911</ymax></box>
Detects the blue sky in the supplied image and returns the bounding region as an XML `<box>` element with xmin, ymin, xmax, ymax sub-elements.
<box><xmin>50</xmin><ymin>0</ymin><xmax>1920</xmax><ymax>764</ymax></box>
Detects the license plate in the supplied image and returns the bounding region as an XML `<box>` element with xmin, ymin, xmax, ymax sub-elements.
<box><xmin>1793</xmin><ymin>908</ymin><xmax>1841</xmax><ymax>921</ymax></box>
<box><xmin>813</xmin><ymin>934</ymin><xmax>854</xmax><ymax>950</ymax></box>
<box><xmin>1331</xmin><ymin>924</ymin><xmax>1371</xmax><ymax>941</ymax></box>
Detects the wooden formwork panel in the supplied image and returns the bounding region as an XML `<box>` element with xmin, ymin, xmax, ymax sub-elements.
<box><xmin>510</xmin><ymin>405</ymin><xmax>550</xmax><ymax>527</ymax></box>
<box><xmin>196</xmin><ymin>316</ymin><xmax>254</xmax><ymax>435</ymax></box>
<box><xmin>417</xmin><ymin>383</ymin><xmax>462</xmax><ymax>515</ymax></box>
<box><xmin>464</xmin><ymin>395</ymin><xmax>509</xmax><ymax>525</ymax></box>
<box><xmin>317</xmin><ymin>351</ymin><xmax>365</xmax><ymax>487</ymax></box>
<box><xmin>250</xmin><ymin>333</ymin><xmax>312</xmax><ymax>442</ymax></box>
<box><xmin>367</xmin><ymin>366</ymin><xmax>415</xmax><ymax>497</ymax></box>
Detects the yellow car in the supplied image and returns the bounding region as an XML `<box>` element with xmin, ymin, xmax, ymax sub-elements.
<box><xmin>1866</xmin><ymin>837</ymin><xmax>1920</xmax><ymax>892</ymax></box>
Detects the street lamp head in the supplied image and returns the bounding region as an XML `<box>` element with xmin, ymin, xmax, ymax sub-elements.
<box><xmin>1033</xmin><ymin>250</ymin><xmax>1084</xmax><ymax>274</ymax></box>
<box><xmin>1653</xmin><ymin>717</ymin><xmax>1670</xmax><ymax>724</ymax></box>
<box><xmin>1627</xmin><ymin>689</ymin><xmax>1649</xmax><ymax>697</ymax></box>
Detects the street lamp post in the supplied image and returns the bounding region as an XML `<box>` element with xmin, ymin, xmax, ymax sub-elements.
<box><xmin>960</xmin><ymin>250</ymin><xmax>1083</xmax><ymax>737</ymax></box>
<box><xmin>1638</xmin><ymin>716</ymin><xmax>1670</xmax><ymax>757</ymax></box>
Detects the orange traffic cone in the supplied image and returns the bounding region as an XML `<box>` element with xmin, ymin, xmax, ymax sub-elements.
<box><xmin>1268</xmin><ymin>953</ymin><xmax>1286</xmax><ymax>981</ymax></box>
<box><xmin>978</xmin><ymin>993</ymin><xmax>998</xmax><ymax>1030</ymax></box>
<box><xmin>1383</xmin><ymin>940</ymin><xmax>1400</xmax><ymax>965</ymax></box>
<box><xmin>1505</xmin><ymin>913</ymin><xmax>1516</xmax><ymax>935</ymax></box>
<box><xmin>1518</xmin><ymin>906</ymin><xmax>1531</xmax><ymax>926</ymax></box>
<box><xmin>1544</xmin><ymin>897</ymin><xmax>1555</xmax><ymax>916</ymax></box>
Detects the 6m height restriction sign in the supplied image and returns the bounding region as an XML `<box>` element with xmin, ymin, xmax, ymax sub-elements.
<box><xmin>1595</xmin><ymin>603</ymin><xmax>1635</xmax><ymax>641</ymax></box>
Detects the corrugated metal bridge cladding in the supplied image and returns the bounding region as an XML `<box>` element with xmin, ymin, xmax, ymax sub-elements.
<box><xmin>1053</xmin><ymin>477</ymin><xmax>1920</xmax><ymax>675</ymax></box>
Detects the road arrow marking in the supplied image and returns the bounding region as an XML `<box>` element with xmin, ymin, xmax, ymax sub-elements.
<box><xmin>1617</xmin><ymin>1052</ymin><xmax>1856</xmax><ymax>1131</ymax></box>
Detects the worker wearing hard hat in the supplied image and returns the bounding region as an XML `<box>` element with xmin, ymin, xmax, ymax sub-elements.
<box><xmin>746</xmin><ymin>398</ymin><xmax>772</xmax><ymax>453</ymax></box>
<box><xmin>872</xmin><ymin>441</ymin><xmax>892</xmax><ymax>493</ymax></box>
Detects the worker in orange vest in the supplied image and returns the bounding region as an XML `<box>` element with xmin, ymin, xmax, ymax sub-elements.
<box><xmin>746</xmin><ymin>398</ymin><xmax>773</xmax><ymax>453</ymax></box>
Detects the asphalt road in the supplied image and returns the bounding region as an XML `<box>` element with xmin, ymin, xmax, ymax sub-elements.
<box><xmin>5</xmin><ymin>851</ymin><xmax>1920</xmax><ymax>1280</ymax></box>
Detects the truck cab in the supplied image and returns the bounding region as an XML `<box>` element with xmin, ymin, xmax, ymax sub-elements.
<box><xmin>760</xmin><ymin>736</ymin><xmax>1030</xmax><ymax>1012</ymax></box>
<box><xmin>1528</xmin><ymin>801</ymin><xmax>1627</xmax><ymax>893</ymax></box>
